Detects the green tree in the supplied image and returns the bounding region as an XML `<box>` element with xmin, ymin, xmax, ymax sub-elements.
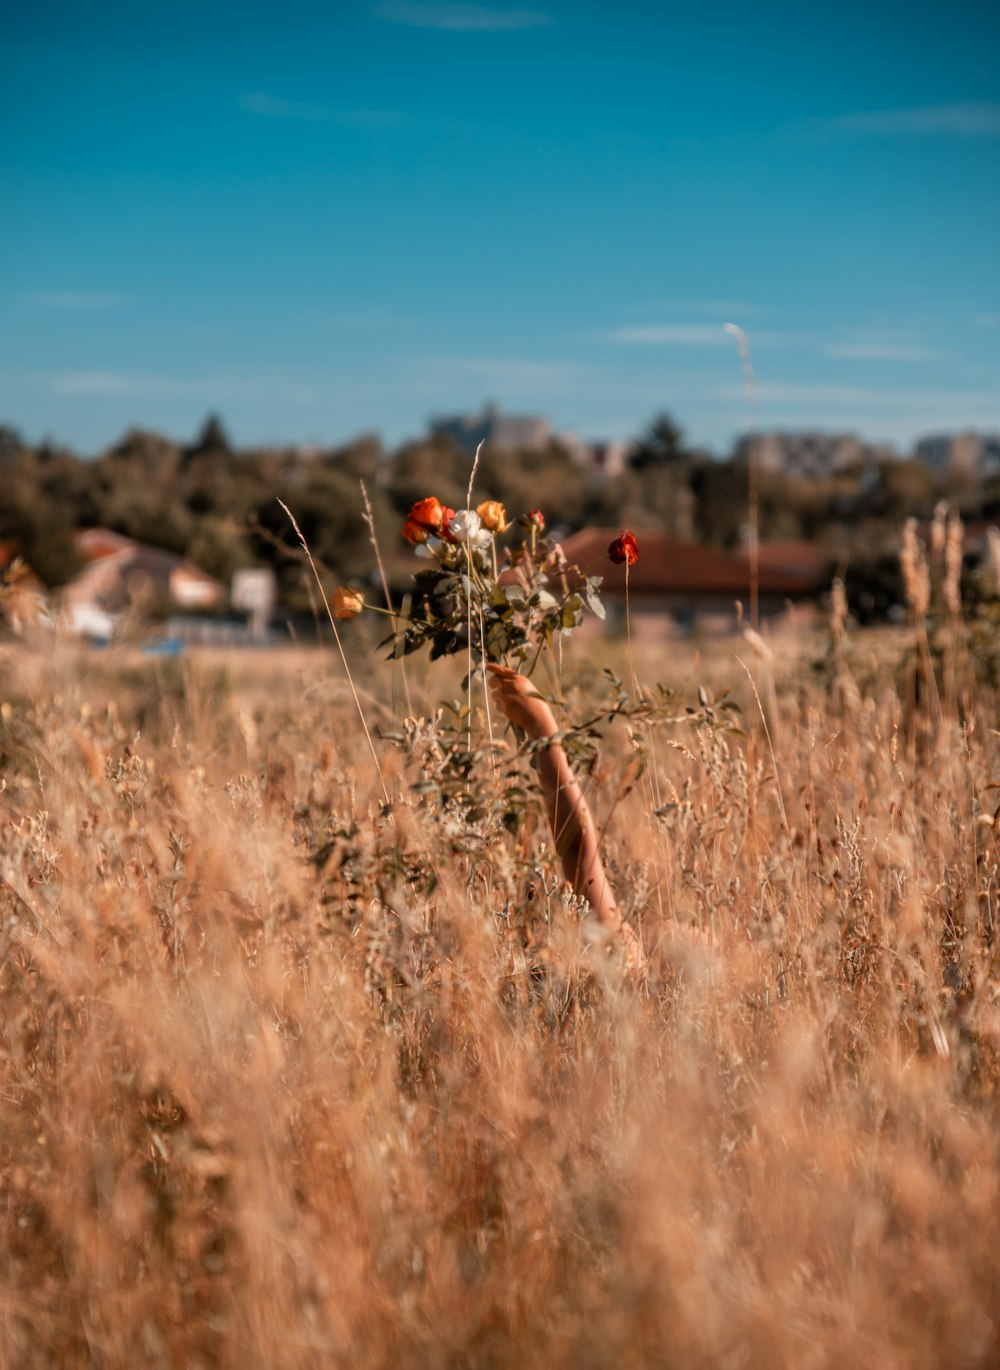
<box><xmin>474</xmin><ymin>442</ymin><xmax>589</xmax><ymax>529</ymax></box>
<box><xmin>388</xmin><ymin>437</ymin><xmax>471</xmax><ymax>515</ymax></box>
<box><xmin>628</xmin><ymin>412</ymin><xmax>687</xmax><ymax>471</ymax></box>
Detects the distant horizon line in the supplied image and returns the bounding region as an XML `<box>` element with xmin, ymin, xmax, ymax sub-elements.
<box><xmin>5</xmin><ymin>407</ymin><xmax>1000</xmax><ymax>464</ymax></box>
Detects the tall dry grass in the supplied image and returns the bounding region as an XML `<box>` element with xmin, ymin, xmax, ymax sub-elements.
<box><xmin>0</xmin><ymin>621</ymin><xmax>998</xmax><ymax>1368</ymax></box>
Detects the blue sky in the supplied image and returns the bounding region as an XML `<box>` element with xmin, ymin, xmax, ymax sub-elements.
<box><xmin>2</xmin><ymin>0</ymin><xmax>999</xmax><ymax>455</ymax></box>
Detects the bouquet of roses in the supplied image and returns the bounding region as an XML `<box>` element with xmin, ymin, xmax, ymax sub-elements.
<box><xmin>333</xmin><ymin>495</ymin><xmax>636</xmax><ymax>678</ymax></box>
<box><xmin>392</xmin><ymin>496</ymin><xmax>612</xmax><ymax>674</ymax></box>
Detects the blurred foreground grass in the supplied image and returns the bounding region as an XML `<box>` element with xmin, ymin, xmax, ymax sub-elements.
<box><xmin>1</xmin><ymin>631</ymin><xmax>998</xmax><ymax>1368</ymax></box>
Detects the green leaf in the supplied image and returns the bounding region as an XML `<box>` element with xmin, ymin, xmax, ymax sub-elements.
<box><xmin>584</xmin><ymin>581</ymin><xmax>605</xmax><ymax>619</ymax></box>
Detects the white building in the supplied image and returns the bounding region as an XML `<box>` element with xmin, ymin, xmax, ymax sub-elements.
<box><xmin>915</xmin><ymin>432</ymin><xmax>1000</xmax><ymax>478</ymax></box>
<box><xmin>429</xmin><ymin>402</ymin><xmax>551</xmax><ymax>455</ymax></box>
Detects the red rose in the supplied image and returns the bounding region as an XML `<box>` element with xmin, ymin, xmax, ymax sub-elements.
<box><xmin>402</xmin><ymin>516</ymin><xmax>430</xmax><ymax>545</ymax></box>
<box><xmin>608</xmin><ymin>530</ymin><xmax>639</xmax><ymax>566</ymax></box>
<box><xmin>403</xmin><ymin>496</ymin><xmax>457</xmax><ymax>544</ymax></box>
<box><xmin>524</xmin><ymin>509</ymin><xmax>545</xmax><ymax>530</ymax></box>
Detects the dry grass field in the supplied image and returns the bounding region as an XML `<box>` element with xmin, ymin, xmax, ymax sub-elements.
<box><xmin>1</xmin><ymin>620</ymin><xmax>999</xmax><ymax>1368</ymax></box>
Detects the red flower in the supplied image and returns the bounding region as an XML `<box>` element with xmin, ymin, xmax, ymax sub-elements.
<box><xmin>409</xmin><ymin>496</ymin><xmax>446</xmax><ymax>531</ymax></box>
<box><xmin>402</xmin><ymin>516</ymin><xmax>430</xmax><ymax>545</ymax></box>
<box><xmin>402</xmin><ymin>496</ymin><xmax>456</xmax><ymax>545</ymax></box>
<box><xmin>523</xmin><ymin>509</ymin><xmax>545</xmax><ymax>530</ymax></box>
<box><xmin>608</xmin><ymin>530</ymin><xmax>639</xmax><ymax>566</ymax></box>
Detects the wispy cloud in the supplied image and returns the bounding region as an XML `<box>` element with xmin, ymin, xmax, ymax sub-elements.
<box><xmin>404</xmin><ymin>354</ymin><xmax>584</xmax><ymax>399</ymax></box>
<box><xmin>975</xmin><ymin>313</ymin><xmax>1000</xmax><ymax>330</ymax></box>
<box><xmin>715</xmin><ymin>380</ymin><xmax>1000</xmax><ymax>413</ymax></box>
<box><xmin>598</xmin><ymin>324</ymin><xmax>733</xmax><ymax>348</ymax></box>
<box><xmin>50</xmin><ymin>371</ymin><xmax>170</xmax><ymax>396</ymax></box>
<box><xmin>597</xmin><ymin>323</ymin><xmax>804</xmax><ymax>349</ymax></box>
<box><xmin>32</xmin><ymin>291</ymin><xmax>129</xmax><ymax>311</ymax></box>
<box><xmin>600</xmin><ymin>321</ymin><xmax>941</xmax><ymax>363</ymax></box>
<box><xmin>372</xmin><ymin>1</ymin><xmax>551</xmax><ymax>32</ymax></box>
<box><xmin>829</xmin><ymin>103</ymin><xmax>1000</xmax><ymax>138</ymax></box>
<box><xmin>240</xmin><ymin>93</ymin><xmax>405</xmax><ymax>126</ymax></box>
<box><xmin>823</xmin><ymin>341</ymin><xmax>936</xmax><ymax>362</ymax></box>
<box><xmin>47</xmin><ymin>371</ymin><xmax>322</xmax><ymax>404</ymax></box>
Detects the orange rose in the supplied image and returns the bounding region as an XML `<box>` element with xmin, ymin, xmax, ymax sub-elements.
<box><xmin>333</xmin><ymin>586</ymin><xmax>365</xmax><ymax>619</ymax></box>
<box><xmin>476</xmin><ymin>499</ymin><xmax>508</xmax><ymax>532</ymax></box>
<box><xmin>403</xmin><ymin>496</ymin><xmax>457</xmax><ymax>545</ymax></box>
<box><xmin>409</xmin><ymin>497</ymin><xmax>446</xmax><ymax>532</ymax></box>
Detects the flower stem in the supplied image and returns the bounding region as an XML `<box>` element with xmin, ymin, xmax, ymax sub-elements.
<box><xmin>625</xmin><ymin>559</ymin><xmax>637</xmax><ymax>702</ymax></box>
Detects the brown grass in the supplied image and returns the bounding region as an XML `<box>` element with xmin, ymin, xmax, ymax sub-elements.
<box><xmin>1</xmin><ymin>632</ymin><xmax>998</xmax><ymax>1368</ymax></box>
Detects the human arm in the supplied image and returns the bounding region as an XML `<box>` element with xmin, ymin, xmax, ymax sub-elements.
<box><xmin>487</xmin><ymin>665</ymin><xmax>640</xmax><ymax>968</ymax></box>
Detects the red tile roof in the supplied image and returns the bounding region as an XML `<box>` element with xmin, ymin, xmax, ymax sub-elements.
<box><xmin>557</xmin><ymin>528</ymin><xmax>820</xmax><ymax>598</ymax></box>
<box><xmin>74</xmin><ymin>528</ymin><xmax>136</xmax><ymax>561</ymax></box>
<box><xmin>733</xmin><ymin>539</ymin><xmax>827</xmax><ymax>580</ymax></box>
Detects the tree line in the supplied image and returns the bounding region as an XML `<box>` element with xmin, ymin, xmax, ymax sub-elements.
<box><xmin>1</xmin><ymin>413</ymin><xmax>995</xmax><ymax>619</ymax></box>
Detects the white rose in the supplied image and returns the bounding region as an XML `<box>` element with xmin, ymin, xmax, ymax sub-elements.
<box><xmin>448</xmin><ymin>509</ymin><xmax>492</xmax><ymax>548</ymax></box>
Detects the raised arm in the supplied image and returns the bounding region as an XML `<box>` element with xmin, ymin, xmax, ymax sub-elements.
<box><xmin>487</xmin><ymin>664</ymin><xmax>640</xmax><ymax>968</ymax></box>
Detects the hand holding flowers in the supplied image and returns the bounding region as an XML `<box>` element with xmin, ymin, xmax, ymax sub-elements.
<box><xmin>330</xmin><ymin>496</ymin><xmax>640</xmax><ymax>684</ymax></box>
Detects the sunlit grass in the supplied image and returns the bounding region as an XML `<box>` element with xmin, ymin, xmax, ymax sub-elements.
<box><xmin>0</xmin><ymin>626</ymin><xmax>998</xmax><ymax>1367</ymax></box>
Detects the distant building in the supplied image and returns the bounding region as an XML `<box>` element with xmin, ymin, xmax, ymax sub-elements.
<box><xmin>736</xmin><ymin>432</ymin><xmax>884</xmax><ymax>478</ymax></box>
<box><xmin>733</xmin><ymin>538</ymin><xmax>828</xmax><ymax>582</ymax></box>
<box><xmin>915</xmin><ymin>432</ymin><xmax>1000</xmax><ymax>478</ymax></box>
<box><xmin>429</xmin><ymin>402</ymin><xmax>551</xmax><ymax>456</ymax></box>
<box><xmin>556</xmin><ymin>527</ymin><xmax>822</xmax><ymax>635</ymax></box>
<box><xmin>63</xmin><ymin>529</ymin><xmax>223</xmax><ymax>636</ymax></box>
<box><xmin>231</xmin><ymin>568</ymin><xmax>277</xmax><ymax>643</ymax></box>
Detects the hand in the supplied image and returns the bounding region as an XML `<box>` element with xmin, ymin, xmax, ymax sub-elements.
<box><xmin>487</xmin><ymin>664</ymin><xmax>559</xmax><ymax>741</ymax></box>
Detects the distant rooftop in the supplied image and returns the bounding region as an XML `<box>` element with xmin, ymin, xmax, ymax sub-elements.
<box><xmin>557</xmin><ymin>528</ymin><xmax>822</xmax><ymax>599</ymax></box>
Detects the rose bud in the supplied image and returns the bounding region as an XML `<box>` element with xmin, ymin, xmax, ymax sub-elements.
<box><xmin>333</xmin><ymin>586</ymin><xmax>365</xmax><ymax>619</ymax></box>
<box><xmin>476</xmin><ymin>499</ymin><xmax>508</xmax><ymax>532</ymax></box>
<box><xmin>523</xmin><ymin>509</ymin><xmax>545</xmax><ymax>530</ymax></box>
<box><xmin>439</xmin><ymin>508</ymin><xmax>458</xmax><ymax>544</ymax></box>
<box><xmin>608</xmin><ymin>530</ymin><xmax>639</xmax><ymax>565</ymax></box>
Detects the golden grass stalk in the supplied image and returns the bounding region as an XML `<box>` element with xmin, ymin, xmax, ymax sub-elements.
<box><xmin>277</xmin><ymin>498</ymin><xmax>391</xmax><ymax>809</ymax></box>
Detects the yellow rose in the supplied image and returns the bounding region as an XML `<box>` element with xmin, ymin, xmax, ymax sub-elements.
<box><xmin>333</xmin><ymin>586</ymin><xmax>365</xmax><ymax>619</ymax></box>
<box><xmin>476</xmin><ymin>499</ymin><xmax>508</xmax><ymax>532</ymax></box>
